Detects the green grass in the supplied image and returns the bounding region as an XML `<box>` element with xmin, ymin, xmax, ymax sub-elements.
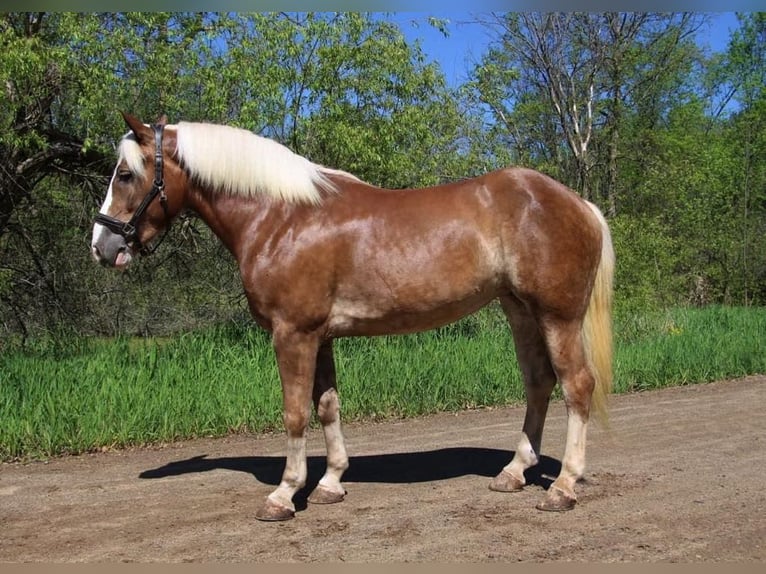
<box><xmin>1</xmin><ymin>305</ymin><xmax>764</xmax><ymax>461</ymax></box>
<box><xmin>614</xmin><ymin>306</ymin><xmax>765</xmax><ymax>391</ymax></box>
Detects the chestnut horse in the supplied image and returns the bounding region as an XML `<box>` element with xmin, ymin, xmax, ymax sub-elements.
<box><xmin>91</xmin><ymin>113</ymin><xmax>614</xmax><ymax>521</ymax></box>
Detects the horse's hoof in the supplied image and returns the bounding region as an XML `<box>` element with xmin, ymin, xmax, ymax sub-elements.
<box><xmin>255</xmin><ymin>498</ymin><xmax>295</xmax><ymax>521</ymax></box>
<box><xmin>308</xmin><ymin>485</ymin><xmax>346</xmax><ymax>505</ymax></box>
<box><xmin>489</xmin><ymin>470</ymin><xmax>525</xmax><ymax>492</ymax></box>
<box><xmin>536</xmin><ymin>486</ymin><xmax>577</xmax><ymax>512</ymax></box>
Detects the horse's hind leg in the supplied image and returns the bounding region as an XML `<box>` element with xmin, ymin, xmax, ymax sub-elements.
<box><xmin>535</xmin><ymin>314</ymin><xmax>595</xmax><ymax>512</ymax></box>
<box><xmin>308</xmin><ymin>339</ymin><xmax>349</xmax><ymax>504</ymax></box>
<box><xmin>490</xmin><ymin>295</ymin><xmax>557</xmax><ymax>493</ymax></box>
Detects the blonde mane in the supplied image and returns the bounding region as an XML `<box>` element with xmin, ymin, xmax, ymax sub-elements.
<box><xmin>176</xmin><ymin>122</ymin><xmax>346</xmax><ymax>204</ymax></box>
<box><xmin>117</xmin><ymin>121</ymin><xmax>359</xmax><ymax>204</ymax></box>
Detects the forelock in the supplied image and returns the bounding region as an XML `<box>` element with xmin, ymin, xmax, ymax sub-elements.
<box><xmin>117</xmin><ymin>133</ymin><xmax>147</xmax><ymax>178</ymax></box>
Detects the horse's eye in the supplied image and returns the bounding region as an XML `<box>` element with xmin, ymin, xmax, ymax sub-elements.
<box><xmin>117</xmin><ymin>170</ymin><xmax>133</xmax><ymax>183</ymax></box>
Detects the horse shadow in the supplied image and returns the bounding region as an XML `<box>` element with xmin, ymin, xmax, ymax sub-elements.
<box><xmin>139</xmin><ymin>447</ymin><xmax>561</xmax><ymax>512</ymax></box>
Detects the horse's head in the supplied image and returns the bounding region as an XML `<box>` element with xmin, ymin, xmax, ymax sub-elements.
<box><xmin>91</xmin><ymin>112</ymin><xmax>185</xmax><ymax>270</ymax></box>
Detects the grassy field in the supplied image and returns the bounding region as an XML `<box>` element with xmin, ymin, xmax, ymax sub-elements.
<box><xmin>1</xmin><ymin>305</ymin><xmax>764</xmax><ymax>461</ymax></box>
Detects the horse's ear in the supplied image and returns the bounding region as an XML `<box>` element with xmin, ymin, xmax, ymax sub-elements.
<box><xmin>155</xmin><ymin>114</ymin><xmax>168</xmax><ymax>127</ymax></box>
<box><xmin>120</xmin><ymin>111</ymin><xmax>151</xmax><ymax>143</ymax></box>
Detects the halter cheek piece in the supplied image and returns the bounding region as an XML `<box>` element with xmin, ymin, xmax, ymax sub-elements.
<box><xmin>94</xmin><ymin>123</ymin><xmax>170</xmax><ymax>256</ymax></box>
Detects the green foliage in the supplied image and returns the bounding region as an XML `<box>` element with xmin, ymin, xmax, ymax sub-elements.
<box><xmin>293</xmin><ymin>14</ymin><xmax>468</xmax><ymax>187</ymax></box>
<box><xmin>609</xmin><ymin>215</ymin><xmax>681</xmax><ymax>312</ymax></box>
<box><xmin>619</xmin><ymin>97</ymin><xmax>765</xmax><ymax>306</ymax></box>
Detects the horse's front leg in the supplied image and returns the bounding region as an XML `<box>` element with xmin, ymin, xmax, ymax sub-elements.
<box><xmin>308</xmin><ymin>339</ymin><xmax>349</xmax><ymax>504</ymax></box>
<box><xmin>255</xmin><ymin>326</ymin><xmax>320</xmax><ymax>521</ymax></box>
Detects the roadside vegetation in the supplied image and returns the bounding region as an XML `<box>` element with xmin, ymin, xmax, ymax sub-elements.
<box><xmin>2</xmin><ymin>305</ymin><xmax>763</xmax><ymax>461</ymax></box>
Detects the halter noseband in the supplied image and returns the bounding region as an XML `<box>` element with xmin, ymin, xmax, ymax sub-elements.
<box><xmin>94</xmin><ymin>123</ymin><xmax>169</xmax><ymax>256</ymax></box>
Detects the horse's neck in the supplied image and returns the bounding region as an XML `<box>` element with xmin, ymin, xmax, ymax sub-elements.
<box><xmin>186</xmin><ymin>187</ymin><xmax>290</xmax><ymax>261</ymax></box>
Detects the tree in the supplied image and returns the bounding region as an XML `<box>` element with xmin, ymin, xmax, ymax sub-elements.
<box><xmin>717</xmin><ymin>13</ymin><xmax>766</xmax><ymax>304</ymax></box>
<box><xmin>614</xmin><ymin>10</ymin><xmax>765</xmax><ymax>307</ymax></box>
<box><xmin>208</xmin><ymin>13</ymin><xmax>471</xmax><ymax>187</ymax></box>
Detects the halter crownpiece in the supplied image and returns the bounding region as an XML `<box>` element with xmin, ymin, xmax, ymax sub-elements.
<box><xmin>94</xmin><ymin>123</ymin><xmax>169</xmax><ymax>255</ymax></box>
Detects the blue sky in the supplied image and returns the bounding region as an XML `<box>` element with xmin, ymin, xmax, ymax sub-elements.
<box><xmin>383</xmin><ymin>12</ymin><xmax>743</xmax><ymax>88</ymax></box>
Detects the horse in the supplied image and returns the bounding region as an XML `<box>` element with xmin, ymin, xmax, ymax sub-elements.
<box><xmin>91</xmin><ymin>112</ymin><xmax>614</xmax><ymax>521</ymax></box>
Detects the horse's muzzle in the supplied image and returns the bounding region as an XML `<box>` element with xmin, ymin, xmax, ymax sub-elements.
<box><xmin>91</xmin><ymin>228</ymin><xmax>134</xmax><ymax>270</ymax></box>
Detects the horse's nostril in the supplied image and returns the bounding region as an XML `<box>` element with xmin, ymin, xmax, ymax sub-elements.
<box><xmin>92</xmin><ymin>245</ymin><xmax>102</xmax><ymax>259</ymax></box>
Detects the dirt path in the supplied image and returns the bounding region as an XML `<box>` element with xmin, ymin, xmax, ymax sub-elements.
<box><xmin>1</xmin><ymin>376</ymin><xmax>764</xmax><ymax>562</ymax></box>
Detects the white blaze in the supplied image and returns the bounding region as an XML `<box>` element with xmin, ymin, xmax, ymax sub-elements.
<box><xmin>91</xmin><ymin>171</ymin><xmax>116</xmax><ymax>249</ymax></box>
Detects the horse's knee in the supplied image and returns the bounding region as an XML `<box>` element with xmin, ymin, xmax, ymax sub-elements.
<box><xmin>283</xmin><ymin>410</ymin><xmax>310</xmax><ymax>436</ymax></box>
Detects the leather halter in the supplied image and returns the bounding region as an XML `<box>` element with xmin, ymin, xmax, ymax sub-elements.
<box><xmin>94</xmin><ymin>124</ymin><xmax>169</xmax><ymax>256</ymax></box>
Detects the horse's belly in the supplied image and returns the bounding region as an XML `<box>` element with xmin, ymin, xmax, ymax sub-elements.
<box><xmin>327</xmin><ymin>288</ymin><xmax>497</xmax><ymax>337</ymax></box>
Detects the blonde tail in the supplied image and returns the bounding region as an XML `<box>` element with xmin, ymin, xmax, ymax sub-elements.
<box><xmin>583</xmin><ymin>202</ymin><xmax>615</xmax><ymax>426</ymax></box>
